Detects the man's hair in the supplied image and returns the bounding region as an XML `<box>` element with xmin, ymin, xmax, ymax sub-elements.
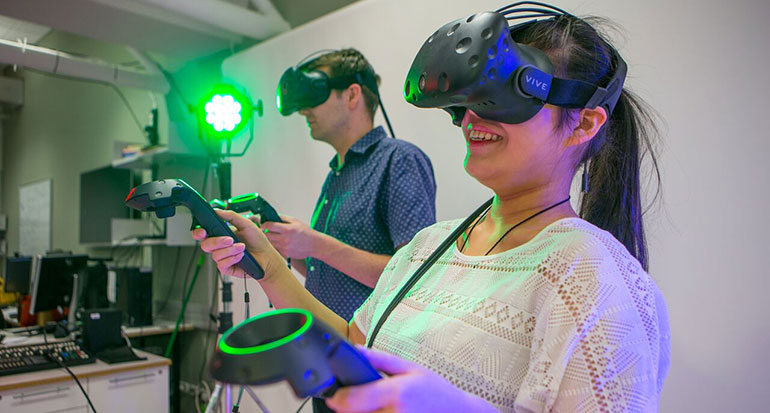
<box><xmin>301</xmin><ymin>48</ymin><xmax>381</xmax><ymax>119</ymax></box>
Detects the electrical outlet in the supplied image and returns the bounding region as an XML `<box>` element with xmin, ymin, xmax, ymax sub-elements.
<box><xmin>179</xmin><ymin>380</ymin><xmax>200</xmax><ymax>396</ymax></box>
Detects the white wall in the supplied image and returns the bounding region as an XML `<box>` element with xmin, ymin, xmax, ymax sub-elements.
<box><xmin>2</xmin><ymin>33</ymin><xmax>165</xmax><ymax>255</ymax></box>
<box><xmin>220</xmin><ymin>0</ymin><xmax>770</xmax><ymax>411</ymax></box>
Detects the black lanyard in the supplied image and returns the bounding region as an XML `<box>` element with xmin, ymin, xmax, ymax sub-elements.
<box><xmin>366</xmin><ymin>198</ymin><xmax>493</xmax><ymax>348</ymax></box>
<box><xmin>366</xmin><ymin>196</ymin><xmax>571</xmax><ymax>348</ymax></box>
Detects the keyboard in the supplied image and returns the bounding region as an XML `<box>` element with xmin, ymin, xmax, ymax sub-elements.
<box><xmin>0</xmin><ymin>339</ymin><xmax>95</xmax><ymax>376</ymax></box>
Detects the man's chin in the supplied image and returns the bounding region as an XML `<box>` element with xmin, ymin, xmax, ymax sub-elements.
<box><xmin>309</xmin><ymin>130</ymin><xmax>326</xmax><ymax>142</ymax></box>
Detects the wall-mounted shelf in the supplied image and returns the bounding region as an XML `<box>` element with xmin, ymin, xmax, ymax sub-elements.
<box><xmin>112</xmin><ymin>146</ymin><xmax>208</xmax><ymax>170</ymax></box>
<box><xmin>83</xmin><ymin>238</ymin><xmax>169</xmax><ymax>248</ymax></box>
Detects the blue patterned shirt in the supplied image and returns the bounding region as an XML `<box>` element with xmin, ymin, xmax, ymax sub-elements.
<box><xmin>304</xmin><ymin>126</ymin><xmax>436</xmax><ymax>321</ymax></box>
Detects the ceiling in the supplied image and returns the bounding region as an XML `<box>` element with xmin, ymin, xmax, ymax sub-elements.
<box><xmin>0</xmin><ymin>0</ymin><xmax>360</xmax><ymax>72</ymax></box>
<box><xmin>270</xmin><ymin>0</ymin><xmax>362</xmax><ymax>28</ymax></box>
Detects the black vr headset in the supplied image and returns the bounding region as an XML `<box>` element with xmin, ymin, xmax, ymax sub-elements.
<box><xmin>277</xmin><ymin>50</ymin><xmax>396</xmax><ymax>136</ymax></box>
<box><xmin>403</xmin><ymin>1</ymin><xmax>627</xmax><ymax>126</ymax></box>
<box><xmin>277</xmin><ymin>51</ymin><xmax>380</xmax><ymax>116</ymax></box>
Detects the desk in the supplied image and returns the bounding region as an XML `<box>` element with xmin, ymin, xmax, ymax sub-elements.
<box><xmin>1</xmin><ymin>322</ymin><xmax>193</xmax><ymax>412</ymax></box>
<box><xmin>0</xmin><ymin>348</ymin><xmax>170</xmax><ymax>412</ymax></box>
<box><xmin>125</xmin><ymin>322</ymin><xmax>195</xmax><ymax>413</ymax></box>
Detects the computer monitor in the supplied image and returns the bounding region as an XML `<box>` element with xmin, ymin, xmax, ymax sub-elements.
<box><xmin>3</xmin><ymin>256</ymin><xmax>32</xmax><ymax>294</ymax></box>
<box><xmin>81</xmin><ymin>261</ymin><xmax>110</xmax><ymax>310</ymax></box>
<box><xmin>29</xmin><ymin>254</ymin><xmax>89</xmax><ymax>314</ymax></box>
<box><xmin>79</xmin><ymin>166</ymin><xmax>139</xmax><ymax>244</ymax></box>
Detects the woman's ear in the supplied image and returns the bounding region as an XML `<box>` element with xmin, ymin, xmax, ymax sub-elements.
<box><xmin>566</xmin><ymin>106</ymin><xmax>608</xmax><ymax>147</ymax></box>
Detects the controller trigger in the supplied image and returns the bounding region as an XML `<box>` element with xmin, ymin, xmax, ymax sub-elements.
<box><xmin>190</xmin><ymin>217</ymin><xmax>202</xmax><ymax>231</ymax></box>
<box><xmin>155</xmin><ymin>206</ymin><xmax>176</xmax><ymax>219</ymax></box>
<box><xmin>210</xmin><ymin>199</ymin><xmax>227</xmax><ymax>209</ymax></box>
<box><xmin>224</xmin><ymin>193</ymin><xmax>283</xmax><ymax>224</ymax></box>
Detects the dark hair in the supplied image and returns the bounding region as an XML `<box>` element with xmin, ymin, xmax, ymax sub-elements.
<box><xmin>512</xmin><ymin>16</ymin><xmax>661</xmax><ymax>271</ymax></box>
<box><xmin>301</xmin><ymin>48</ymin><xmax>381</xmax><ymax>119</ymax></box>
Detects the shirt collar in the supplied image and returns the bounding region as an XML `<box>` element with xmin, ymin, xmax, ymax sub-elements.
<box><xmin>328</xmin><ymin>126</ymin><xmax>387</xmax><ymax>170</ymax></box>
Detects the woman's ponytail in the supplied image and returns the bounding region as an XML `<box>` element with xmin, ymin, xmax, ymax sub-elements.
<box><xmin>579</xmin><ymin>89</ymin><xmax>661</xmax><ymax>271</ymax></box>
<box><xmin>514</xmin><ymin>16</ymin><xmax>662</xmax><ymax>271</ymax></box>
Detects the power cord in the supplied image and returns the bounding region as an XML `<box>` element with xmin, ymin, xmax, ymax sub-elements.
<box><xmin>50</xmin><ymin>356</ymin><xmax>98</xmax><ymax>413</ymax></box>
<box><xmin>42</xmin><ymin>329</ymin><xmax>98</xmax><ymax>413</ymax></box>
<box><xmin>196</xmin><ymin>380</ymin><xmax>212</xmax><ymax>413</ymax></box>
<box><xmin>164</xmin><ymin>253</ymin><xmax>204</xmax><ymax>358</ymax></box>
<box><xmin>22</xmin><ymin>67</ymin><xmax>148</xmax><ymax>140</ymax></box>
<box><xmin>294</xmin><ymin>397</ymin><xmax>311</xmax><ymax>413</ymax></box>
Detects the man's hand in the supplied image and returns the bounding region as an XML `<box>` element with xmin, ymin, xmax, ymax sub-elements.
<box><xmin>325</xmin><ymin>346</ymin><xmax>495</xmax><ymax>413</ymax></box>
<box><xmin>255</xmin><ymin>214</ymin><xmax>392</xmax><ymax>288</ymax></box>
<box><xmin>260</xmin><ymin>215</ymin><xmax>320</xmax><ymax>260</ymax></box>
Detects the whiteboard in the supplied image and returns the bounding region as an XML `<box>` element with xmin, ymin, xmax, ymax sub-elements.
<box><xmin>19</xmin><ymin>179</ymin><xmax>51</xmax><ymax>255</ymax></box>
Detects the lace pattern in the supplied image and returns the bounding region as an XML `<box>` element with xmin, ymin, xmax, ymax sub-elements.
<box><xmin>353</xmin><ymin>218</ymin><xmax>670</xmax><ymax>412</ymax></box>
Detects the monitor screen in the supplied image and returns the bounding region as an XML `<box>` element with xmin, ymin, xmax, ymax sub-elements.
<box><xmin>29</xmin><ymin>254</ymin><xmax>89</xmax><ymax>314</ymax></box>
<box><xmin>3</xmin><ymin>256</ymin><xmax>32</xmax><ymax>294</ymax></box>
<box><xmin>79</xmin><ymin>166</ymin><xmax>136</xmax><ymax>244</ymax></box>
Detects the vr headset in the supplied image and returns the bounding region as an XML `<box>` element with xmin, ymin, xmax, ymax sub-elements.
<box><xmin>276</xmin><ymin>51</ymin><xmax>380</xmax><ymax>116</ymax></box>
<box><xmin>403</xmin><ymin>1</ymin><xmax>627</xmax><ymax>126</ymax></box>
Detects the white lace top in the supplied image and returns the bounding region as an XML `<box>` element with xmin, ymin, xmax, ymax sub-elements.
<box><xmin>353</xmin><ymin>218</ymin><xmax>670</xmax><ymax>412</ymax></box>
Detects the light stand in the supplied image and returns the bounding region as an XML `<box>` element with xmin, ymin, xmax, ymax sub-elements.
<box><xmin>204</xmin><ymin>160</ymin><xmax>235</xmax><ymax>413</ymax></box>
<box><xmin>205</xmin><ymin>157</ymin><xmax>267</xmax><ymax>413</ymax></box>
<box><xmin>67</xmin><ymin>273</ymin><xmax>80</xmax><ymax>329</ymax></box>
<box><xmin>204</xmin><ymin>384</ymin><xmax>223</xmax><ymax>413</ymax></box>
<box><xmin>193</xmin><ymin>88</ymin><xmax>264</xmax><ymax>413</ymax></box>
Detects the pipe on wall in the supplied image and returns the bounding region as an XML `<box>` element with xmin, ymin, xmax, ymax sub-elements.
<box><xmin>0</xmin><ymin>38</ymin><xmax>170</xmax><ymax>93</ymax></box>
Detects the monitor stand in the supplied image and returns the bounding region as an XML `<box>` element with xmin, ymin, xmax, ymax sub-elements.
<box><xmin>67</xmin><ymin>272</ymin><xmax>80</xmax><ymax>330</ymax></box>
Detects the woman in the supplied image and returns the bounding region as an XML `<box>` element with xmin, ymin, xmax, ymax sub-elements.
<box><xmin>194</xmin><ymin>9</ymin><xmax>669</xmax><ymax>413</ymax></box>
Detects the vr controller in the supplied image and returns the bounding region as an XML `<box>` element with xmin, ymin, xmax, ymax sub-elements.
<box><xmin>210</xmin><ymin>308</ymin><xmax>381</xmax><ymax>397</ymax></box>
<box><xmin>212</xmin><ymin>193</ymin><xmax>283</xmax><ymax>224</ymax></box>
<box><xmin>125</xmin><ymin>179</ymin><xmax>264</xmax><ymax>280</ymax></box>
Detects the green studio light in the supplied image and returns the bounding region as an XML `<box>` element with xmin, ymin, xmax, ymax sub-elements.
<box><xmin>199</xmin><ymin>84</ymin><xmax>253</xmax><ymax>140</ymax></box>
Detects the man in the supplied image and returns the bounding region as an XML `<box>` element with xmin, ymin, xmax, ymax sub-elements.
<box><xmin>262</xmin><ymin>48</ymin><xmax>436</xmax><ymax>322</ymax></box>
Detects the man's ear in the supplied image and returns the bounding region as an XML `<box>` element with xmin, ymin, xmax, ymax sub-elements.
<box><xmin>566</xmin><ymin>106</ymin><xmax>608</xmax><ymax>147</ymax></box>
<box><xmin>345</xmin><ymin>83</ymin><xmax>363</xmax><ymax>110</ymax></box>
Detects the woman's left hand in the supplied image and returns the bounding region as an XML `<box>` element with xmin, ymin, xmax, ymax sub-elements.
<box><xmin>325</xmin><ymin>346</ymin><xmax>496</xmax><ymax>413</ymax></box>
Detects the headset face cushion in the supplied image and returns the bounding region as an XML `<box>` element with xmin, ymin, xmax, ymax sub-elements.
<box><xmin>277</xmin><ymin>68</ymin><xmax>332</xmax><ymax>116</ymax></box>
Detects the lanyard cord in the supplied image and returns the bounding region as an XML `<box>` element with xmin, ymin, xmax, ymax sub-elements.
<box><xmin>366</xmin><ymin>198</ymin><xmax>493</xmax><ymax>348</ymax></box>
<box><xmin>367</xmin><ymin>196</ymin><xmax>571</xmax><ymax>348</ymax></box>
<box><xmin>461</xmin><ymin>196</ymin><xmax>571</xmax><ymax>255</ymax></box>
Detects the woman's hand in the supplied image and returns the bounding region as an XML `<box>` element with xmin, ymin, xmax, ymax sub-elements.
<box><xmin>326</xmin><ymin>346</ymin><xmax>496</xmax><ymax>413</ymax></box>
<box><xmin>192</xmin><ymin>209</ymin><xmax>282</xmax><ymax>279</ymax></box>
